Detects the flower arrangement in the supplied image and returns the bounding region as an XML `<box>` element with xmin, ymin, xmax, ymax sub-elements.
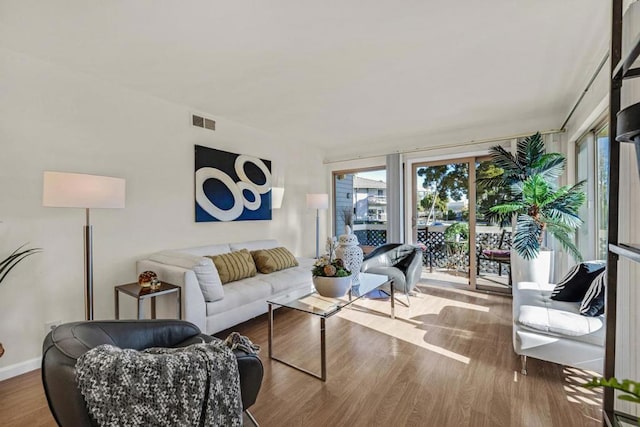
<box><xmin>311</xmin><ymin>237</ymin><xmax>351</xmax><ymax>278</ymax></box>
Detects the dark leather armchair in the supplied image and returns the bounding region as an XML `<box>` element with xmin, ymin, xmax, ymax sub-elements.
<box><xmin>42</xmin><ymin>320</ymin><xmax>263</xmax><ymax>427</ymax></box>
<box><xmin>360</xmin><ymin>243</ymin><xmax>423</xmax><ymax>301</ymax></box>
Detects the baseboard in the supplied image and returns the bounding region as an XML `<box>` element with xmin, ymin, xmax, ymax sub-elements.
<box><xmin>0</xmin><ymin>356</ymin><xmax>41</xmax><ymax>382</ymax></box>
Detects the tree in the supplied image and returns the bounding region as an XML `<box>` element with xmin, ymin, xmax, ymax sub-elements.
<box><xmin>417</xmin><ymin>164</ymin><xmax>469</xmax><ymax>202</ymax></box>
<box><xmin>420</xmin><ymin>193</ymin><xmax>447</xmax><ymax>218</ymax></box>
<box><xmin>476</xmin><ymin>161</ymin><xmax>510</xmax><ymax>225</ymax></box>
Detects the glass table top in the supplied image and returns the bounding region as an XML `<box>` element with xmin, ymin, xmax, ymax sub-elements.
<box><xmin>266</xmin><ymin>272</ymin><xmax>390</xmax><ymax>318</ymax></box>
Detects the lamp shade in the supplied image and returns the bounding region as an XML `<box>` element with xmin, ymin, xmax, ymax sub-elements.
<box><xmin>43</xmin><ymin>171</ymin><xmax>126</xmax><ymax>208</ymax></box>
<box><xmin>271</xmin><ymin>187</ymin><xmax>285</xmax><ymax>209</ymax></box>
<box><xmin>306</xmin><ymin>193</ymin><xmax>329</xmax><ymax>210</ymax></box>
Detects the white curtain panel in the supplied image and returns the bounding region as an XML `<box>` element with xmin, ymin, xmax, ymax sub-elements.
<box><xmin>385</xmin><ymin>153</ymin><xmax>403</xmax><ymax>243</ymax></box>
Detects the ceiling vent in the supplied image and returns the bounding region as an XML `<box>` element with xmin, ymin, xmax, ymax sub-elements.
<box><xmin>192</xmin><ymin>114</ymin><xmax>215</xmax><ymax>131</ymax></box>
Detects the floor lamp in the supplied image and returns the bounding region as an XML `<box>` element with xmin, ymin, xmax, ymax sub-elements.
<box><xmin>271</xmin><ymin>187</ymin><xmax>285</xmax><ymax>209</ymax></box>
<box><xmin>306</xmin><ymin>193</ymin><xmax>329</xmax><ymax>259</ymax></box>
<box><xmin>43</xmin><ymin>171</ymin><xmax>126</xmax><ymax>320</ymax></box>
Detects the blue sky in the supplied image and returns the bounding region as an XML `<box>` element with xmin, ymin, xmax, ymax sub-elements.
<box><xmin>356</xmin><ymin>169</ymin><xmax>386</xmax><ymax>182</ymax></box>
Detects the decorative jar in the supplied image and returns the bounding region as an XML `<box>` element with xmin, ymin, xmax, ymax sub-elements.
<box><xmin>336</xmin><ymin>232</ymin><xmax>363</xmax><ymax>282</ymax></box>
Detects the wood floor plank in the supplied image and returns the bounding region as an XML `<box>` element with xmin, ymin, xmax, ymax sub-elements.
<box><xmin>0</xmin><ymin>281</ymin><xmax>601</xmax><ymax>426</ymax></box>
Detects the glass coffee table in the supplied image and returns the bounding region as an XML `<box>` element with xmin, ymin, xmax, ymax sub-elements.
<box><xmin>267</xmin><ymin>272</ymin><xmax>393</xmax><ymax>381</ymax></box>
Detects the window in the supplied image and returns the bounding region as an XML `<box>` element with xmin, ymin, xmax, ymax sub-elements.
<box><xmin>333</xmin><ymin>168</ymin><xmax>387</xmax><ymax>247</ymax></box>
<box><xmin>575</xmin><ymin>123</ymin><xmax>609</xmax><ymax>261</ymax></box>
<box><xmin>596</xmin><ymin>126</ymin><xmax>609</xmax><ymax>260</ymax></box>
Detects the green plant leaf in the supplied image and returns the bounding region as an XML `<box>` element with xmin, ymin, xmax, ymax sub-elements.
<box><xmin>584</xmin><ymin>377</ymin><xmax>640</xmax><ymax>402</ymax></box>
<box><xmin>489</xmin><ymin>203</ymin><xmax>524</xmax><ymax>214</ymax></box>
<box><xmin>512</xmin><ymin>214</ymin><xmax>542</xmax><ymax>259</ymax></box>
<box><xmin>533</xmin><ymin>153</ymin><xmax>565</xmax><ymax>183</ymax></box>
<box><xmin>486</xmin><ymin>133</ymin><xmax>585</xmax><ymax>262</ymax></box>
<box><xmin>618</xmin><ymin>395</ymin><xmax>640</xmax><ymax>404</ymax></box>
<box><xmin>0</xmin><ymin>245</ymin><xmax>42</xmax><ymax>285</ymax></box>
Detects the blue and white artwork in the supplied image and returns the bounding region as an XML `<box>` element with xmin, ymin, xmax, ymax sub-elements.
<box><xmin>195</xmin><ymin>145</ymin><xmax>272</xmax><ymax>222</ymax></box>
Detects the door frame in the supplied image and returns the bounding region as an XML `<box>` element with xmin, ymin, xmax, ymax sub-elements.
<box><xmin>411</xmin><ymin>157</ymin><xmax>477</xmax><ymax>289</ymax></box>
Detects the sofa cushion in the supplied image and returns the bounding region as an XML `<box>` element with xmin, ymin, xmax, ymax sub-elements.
<box><xmin>514</xmin><ymin>281</ymin><xmax>605</xmax><ymax>346</ymax></box>
<box><xmin>206</xmin><ymin>278</ymin><xmax>272</xmax><ymax>316</ymax></box>
<box><xmin>179</xmin><ymin>243</ymin><xmax>231</xmax><ymax>257</ymax></box>
<box><xmin>251</xmin><ymin>247</ymin><xmax>299</xmax><ymax>274</ymax></box>
<box><xmin>209</xmin><ymin>250</ymin><xmax>257</xmax><ymax>284</ymax></box>
<box><xmin>230</xmin><ymin>240</ymin><xmax>279</xmax><ymax>252</ymax></box>
<box><xmin>551</xmin><ymin>260</ymin><xmax>606</xmax><ymax>302</ymax></box>
<box><xmin>482</xmin><ymin>249</ymin><xmax>510</xmax><ymax>259</ymax></box>
<box><xmin>257</xmin><ymin>258</ymin><xmax>315</xmax><ymax>294</ymax></box>
<box><xmin>148</xmin><ymin>251</ymin><xmax>224</xmax><ymax>302</ymax></box>
<box><xmin>517</xmin><ymin>305</ymin><xmax>604</xmax><ymax>340</ymax></box>
<box><xmin>580</xmin><ymin>270</ymin><xmax>606</xmax><ymax>316</ymax></box>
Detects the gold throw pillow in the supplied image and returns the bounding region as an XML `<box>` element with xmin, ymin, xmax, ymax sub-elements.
<box><xmin>251</xmin><ymin>247</ymin><xmax>299</xmax><ymax>274</ymax></box>
<box><xmin>208</xmin><ymin>249</ymin><xmax>257</xmax><ymax>284</ymax></box>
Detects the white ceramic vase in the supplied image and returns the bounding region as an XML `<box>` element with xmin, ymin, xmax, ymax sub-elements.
<box><xmin>312</xmin><ymin>275</ymin><xmax>352</xmax><ymax>297</ymax></box>
<box><xmin>336</xmin><ymin>232</ymin><xmax>363</xmax><ymax>280</ymax></box>
<box><xmin>510</xmin><ymin>248</ymin><xmax>553</xmax><ymax>285</ymax></box>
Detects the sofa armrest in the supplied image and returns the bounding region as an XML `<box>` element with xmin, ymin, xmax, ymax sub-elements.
<box><xmin>137</xmin><ymin>260</ymin><xmax>207</xmax><ymax>332</ymax></box>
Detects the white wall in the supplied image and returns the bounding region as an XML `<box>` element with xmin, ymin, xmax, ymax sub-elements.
<box><xmin>0</xmin><ymin>47</ymin><xmax>325</xmax><ymax>375</ymax></box>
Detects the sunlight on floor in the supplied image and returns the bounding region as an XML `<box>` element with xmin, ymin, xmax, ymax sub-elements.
<box><xmin>421</xmin><ymin>267</ymin><xmax>511</xmax><ymax>294</ymax></box>
<box><xmin>419</xmin><ymin>282</ymin><xmax>491</xmax><ymax>300</ymax></box>
<box><xmin>562</xmin><ymin>366</ymin><xmax>602</xmax><ymax>407</ymax></box>
<box><xmin>335</xmin><ymin>287</ymin><xmax>494</xmax><ymax>364</ymax></box>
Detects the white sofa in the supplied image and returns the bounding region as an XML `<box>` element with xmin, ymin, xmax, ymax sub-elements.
<box><xmin>137</xmin><ymin>239</ymin><xmax>315</xmax><ymax>334</ymax></box>
<box><xmin>512</xmin><ymin>281</ymin><xmax>605</xmax><ymax>375</ymax></box>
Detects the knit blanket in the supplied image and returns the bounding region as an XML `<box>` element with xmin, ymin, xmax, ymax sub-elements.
<box><xmin>75</xmin><ymin>339</ymin><xmax>242</xmax><ymax>427</ymax></box>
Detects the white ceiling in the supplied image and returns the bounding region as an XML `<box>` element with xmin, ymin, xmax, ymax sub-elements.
<box><xmin>0</xmin><ymin>1</ymin><xmax>610</xmax><ymax>157</ymax></box>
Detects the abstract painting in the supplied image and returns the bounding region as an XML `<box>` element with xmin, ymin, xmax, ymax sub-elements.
<box><xmin>195</xmin><ymin>145</ymin><xmax>272</xmax><ymax>222</ymax></box>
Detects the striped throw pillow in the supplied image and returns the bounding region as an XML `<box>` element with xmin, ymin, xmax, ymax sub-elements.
<box><xmin>580</xmin><ymin>270</ymin><xmax>606</xmax><ymax>316</ymax></box>
<box><xmin>551</xmin><ymin>260</ymin><xmax>605</xmax><ymax>302</ymax></box>
<box><xmin>251</xmin><ymin>247</ymin><xmax>299</xmax><ymax>274</ymax></box>
<box><xmin>208</xmin><ymin>249</ymin><xmax>257</xmax><ymax>284</ymax></box>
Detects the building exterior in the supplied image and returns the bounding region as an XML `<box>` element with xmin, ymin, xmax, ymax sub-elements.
<box><xmin>354</xmin><ymin>176</ymin><xmax>387</xmax><ymax>223</ymax></box>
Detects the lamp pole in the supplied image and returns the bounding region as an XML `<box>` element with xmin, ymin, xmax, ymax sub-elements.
<box><xmin>315</xmin><ymin>208</ymin><xmax>320</xmax><ymax>259</ymax></box>
<box><xmin>84</xmin><ymin>208</ymin><xmax>93</xmax><ymax>320</ymax></box>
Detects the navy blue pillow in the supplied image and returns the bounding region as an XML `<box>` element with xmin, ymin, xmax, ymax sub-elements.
<box><xmin>551</xmin><ymin>261</ymin><xmax>606</xmax><ymax>302</ymax></box>
<box><xmin>580</xmin><ymin>270</ymin><xmax>606</xmax><ymax>316</ymax></box>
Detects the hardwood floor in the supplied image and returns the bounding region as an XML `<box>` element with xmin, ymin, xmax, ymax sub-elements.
<box><xmin>0</xmin><ymin>281</ymin><xmax>601</xmax><ymax>426</ymax></box>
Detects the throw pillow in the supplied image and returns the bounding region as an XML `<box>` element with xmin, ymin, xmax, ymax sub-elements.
<box><xmin>251</xmin><ymin>247</ymin><xmax>299</xmax><ymax>274</ymax></box>
<box><xmin>551</xmin><ymin>260</ymin><xmax>606</xmax><ymax>302</ymax></box>
<box><xmin>208</xmin><ymin>249</ymin><xmax>257</xmax><ymax>284</ymax></box>
<box><xmin>148</xmin><ymin>251</ymin><xmax>224</xmax><ymax>302</ymax></box>
<box><xmin>580</xmin><ymin>270</ymin><xmax>606</xmax><ymax>316</ymax></box>
<box><xmin>394</xmin><ymin>249</ymin><xmax>418</xmax><ymax>273</ymax></box>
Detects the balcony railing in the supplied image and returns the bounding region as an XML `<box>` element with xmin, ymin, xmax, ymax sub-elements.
<box><xmin>353</xmin><ymin>228</ymin><xmax>510</xmax><ymax>276</ymax></box>
<box><xmin>366</xmin><ymin>195</ymin><xmax>386</xmax><ymax>205</ymax></box>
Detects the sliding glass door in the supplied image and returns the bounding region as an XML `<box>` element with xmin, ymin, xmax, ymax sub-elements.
<box><xmin>412</xmin><ymin>155</ymin><xmax>512</xmax><ymax>292</ymax></box>
<box><xmin>412</xmin><ymin>158</ymin><xmax>475</xmax><ymax>287</ymax></box>
<box><xmin>475</xmin><ymin>157</ymin><xmax>511</xmax><ymax>293</ymax></box>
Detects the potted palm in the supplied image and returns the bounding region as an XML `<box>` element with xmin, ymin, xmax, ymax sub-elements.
<box><xmin>0</xmin><ymin>244</ymin><xmax>42</xmax><ymax>357</ymax></box>
<box><xmin>482</xmin><ymin>133</ymin><xmax>586</xmax><ymax>284</ymax></box>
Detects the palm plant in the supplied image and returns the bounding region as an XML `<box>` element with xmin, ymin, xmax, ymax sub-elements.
<box><xmin>0</xmin><ymin>244</ymin><xmax>41</xmax><ymax>358</ymax></box>
<box><xmin>0</xmin><ymin>244</ymin><xmax>42</xmax><ymax>285</ymax></box>
<box><xmin>481</xmin><ymin>132</ymin><xmax>586</xmax><ymax>261</ymax></box>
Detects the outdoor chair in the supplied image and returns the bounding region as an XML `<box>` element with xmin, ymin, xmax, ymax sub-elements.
<box><xmin>476</xmin><ymin>229</ymin><xmax>512</xmax><ymax>286</ymax></box>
